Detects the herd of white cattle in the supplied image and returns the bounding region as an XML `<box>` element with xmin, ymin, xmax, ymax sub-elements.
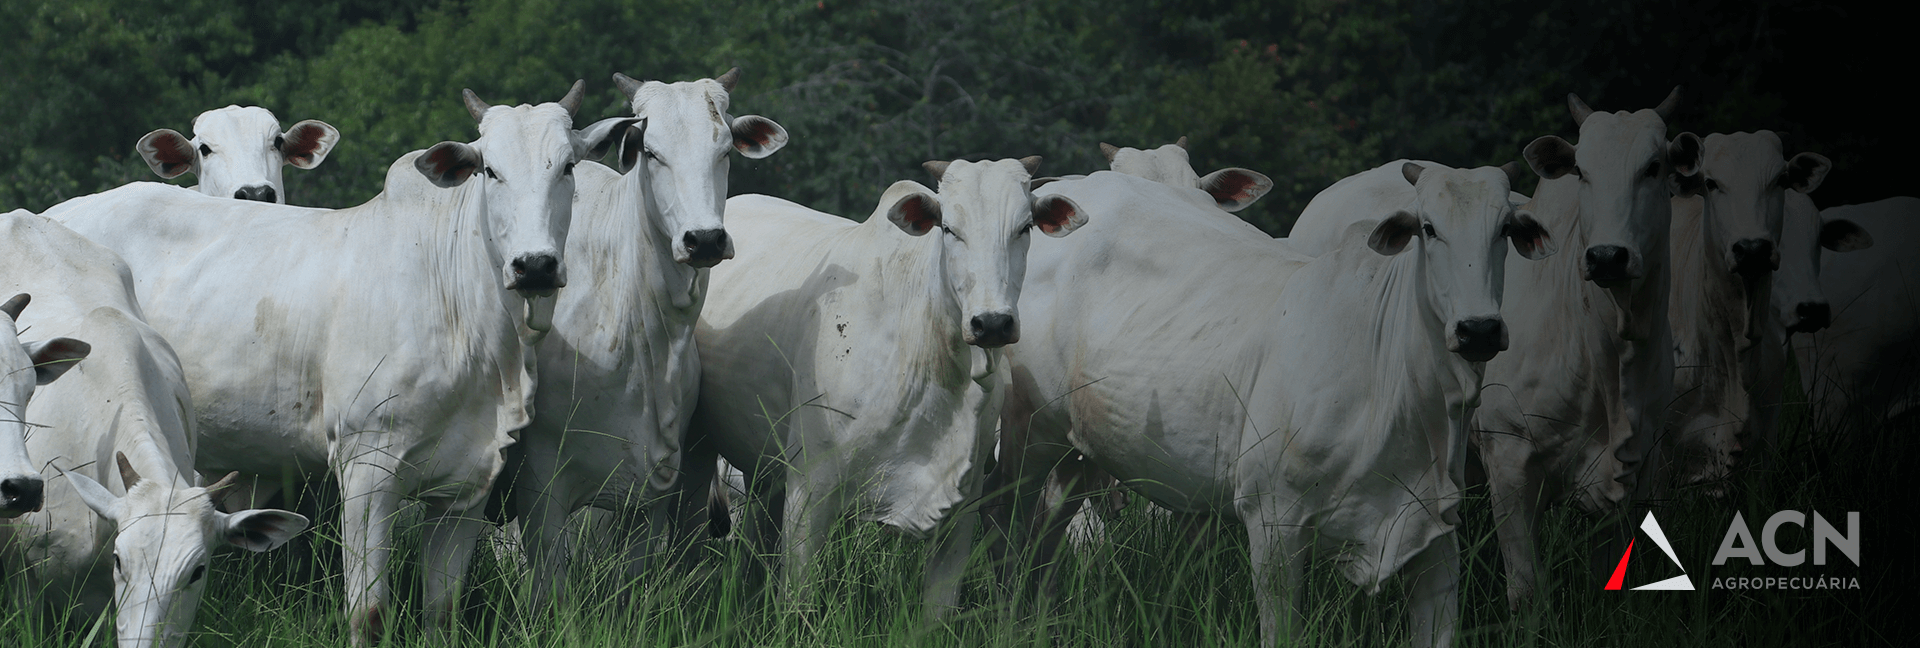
<box><xmin>0</xmin><ymin>71</ymin><xmax>1909</xmax><ymax>648</ymax></box>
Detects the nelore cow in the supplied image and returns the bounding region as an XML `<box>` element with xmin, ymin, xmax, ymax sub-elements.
<box><xmin>136</xmin><ymin>106</ymin><xmax>340</xmax><ymax>204</ymax></box>
<box><xmin>2</xmin><ymin>299</ymin><xmax>91</xmax><ymax>518</ymax></box>
<box><xmin>44</xmin><ymin>82</ymin><xmax>631</xmax><ymax>645</ymax></box>
<box><xmin>991</xmin><ymin>166</ymin><xmax>1550</xmax><ymax>648</ymax></box>
<box><xmin>0</xmin><ymin>211</ymin><xmax>307</xmax><ymax>648</ymax></box>
<box><xmin>499</xmin><ymin>68</ymin><xmax>784</xmax><ymax>606</ymax></box>
<box><xmin>1790</xmin><ymin>197</ymin><xmax>1916</xmax><ymax>426</ymax></box>
<box><xmin>676</xmin><ymin>157</ymin><xmax>1083</xmax><ymax>616</ymax></box>
<box><xmin>1664</xmin><ymin>131</ymin><xmax>1830</xmax><ymax>492</ymax></box>
<box><xmin>1100</xmin><ymin>137</ymin><xmax>1273</xmax><ymax>212</ymax></box>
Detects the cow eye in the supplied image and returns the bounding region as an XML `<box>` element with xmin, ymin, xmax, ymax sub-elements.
<box><xmin>483</xmin><ymin>166</ymin><xmax>499</xmax><ymax>180</ymax></box>
<box><xmin>198</xmin><ymin>144</ymin><xmax>213</xmax><ymax>157</ymax></box>
<box><xmin>643</xmin><ymin>148</ymin><xmax>663</xmax><ymax>164</ymax></box>
<box><xmin>273</xmin><ymin>135</ymin><xmax>286</xmax><ymax>151</ymax></box>
<box><xmin>188</xmin><ymin>565</ymin><xmax>206</xmax><ymax>585</ymax></box>
<box><xmin>563</xmin><ymin>161</ymin><xmax>576</xmax><ymax>176</ymax></box>
<box><xmin>1421</xmin><ymin>222</ymin><xmax>1436</xmax><ymax>238</ymax></box>
<box><xmin>1704</xmin><ymin>178</ymin><xmax>1721</xmax><ymax>193</ymax></box>
<box><xmin>941</xmin><ymin>225</ymin><xmax>962</xmax><ymax>242</ymax></box>
<box><xmin>113</xmin><ymin>553</ymin><xmax>122</xmax><ymax>572</ymax></box>
<box><xmin>1643</xmin><ymin>160</ymin><xmax>1661</xmax><ymax>178</ymax></box>
<box><xmin>1016</xmin><ymin>222</ymin><xmax>1033</xmax><ymax>237</ymax></box>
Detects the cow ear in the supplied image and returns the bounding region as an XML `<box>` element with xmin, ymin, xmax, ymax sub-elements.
<box><xmin>883</xmin><ymin>184</ymin><xmax>943</xmax><ymax>237</ymax></box>
<box><xmin>731</xmin><ymin>115</ymin><xmax>788</xmax><ymax>159</ymax></box>
<box><xmin>280</xmin><ymin>120</ymin><xmax>341</xmax><ymax>169</ymax></box>
<box><xmin>217</xmin><ymin>509</ymin><xmax>310</xmax><ymax>553</ymax></box>
<box><xmin>25</xmin><ymin>337</ymin><xmax>89</xmax><ymax>385</ymax></box>
<box><xmin>578</xmin><ymin>116</ymin><xmax>643</xmax><ymax>161</ymax></box>
<box><xmin>63</xmin><ymin>469</ymin><xmax>121</xmax><ymax>522</ymax></box>
<box><xmin>1818</xmin><ymin>218</ymin><xmax>1873</xmax><ymax>252</ymax></box>
<box><xmin>1367</xmin><ymin>211</ymin><xmax>1421</xmax><ymax>256</ymax></box>
<box><xmin>614</xmin><ymin>119</ymin><xmax>650</xmax><ymax>175</ymax></box>
<box><xmin>137</xmin><ymin>129</ymin><xmax>199</xmax><ymax>179</ymax></box>
<box><xmin>1032</xmin><ymin>194</ymin><xmax>1087</xmax><ymax>237</ymax></box>
<box><xmin>415</xmin><ymin>142</ymin><xmax>483</xmax><ymax>188</ymax></box>
<box><xmin>1666</xmin><ymin>132</ymin><xmax>1705</xmax><ymax>197</ymax></box>
<box><xmin>1781</xmin><ymin>152</ymin><xmax>1832</xmax><ymax>194</ymax></box>
<box><xmin>1504</xmin><ymin>209</ymin><xmax>1557</xmax><ymax>260</ymax></box>
<box><xmin>1199</xmin><ymin>168</ymin><xmax>1273</xmax><ymax>212</ymax></box>
<box><xmin>1523</xmin><ymin>136</ymin><xmax>1579</xmax><ymax>180</ymax></box>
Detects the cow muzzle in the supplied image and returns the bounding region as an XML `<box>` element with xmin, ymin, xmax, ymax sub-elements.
<box><xmin>1729</xmin><ymin>238</ymin><xmax>1779</xmax><ymax>279</ymax></box>
<box><xmin>1787</xmin><ymin>301</ymin><xmax>1831</xmax><ymax>334</ymax></box>
<box><xmin>233</xmin><ymin>185</ymin><xmax>279</xmax><ymax>203</ymax></box>
<box><xmin>1450</xmin><ymin>317</ymin><xmax>1508</xmax><ymax>362</ymax></box>
<box><xmin>1582</xmin><ymin>245</ymin><xmax>1640</xmax><ymax>286</ymax></box>
<box><xmin>0</xmin><ymin>475</ymin><xmax>44</xmax><ymax>516</ymax></box>
<box><xmin>507</xmin><ymin>253</ymin><xmax>564</xmax><ymax>295</ymax></box>
<box><xmin>968</xmin><ymin>312</ymin><xmax>1019</xmax><ymax>348</ymax></box>
<box><xmin>681</xmin><ymin>229</ymin><xmax>734</xmax><ymax>268</ymax></box>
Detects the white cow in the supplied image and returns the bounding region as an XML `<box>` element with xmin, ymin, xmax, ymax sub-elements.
<box><xmin>44</xmin><ymin>81</ymin><xmax>631</xmax><ymax>644</ymax></box>
<box><xmin>992</xmin><ymin>167</ymin><xmax>1550</xmax><ymax>648</ymax></box>
<box><xmin>677</xmin><ymin>157</ymin><xmax>1085</xmax><ymax>616</ymax></box>
<box><xmin>136</xmin><ymin>106</ymin><xmax>340</xmax><ymax>203</ymax></box>
<box><xmin>1467</xmin><ymin>90</ymin><xmax>1694</xmax><ymax>607</ymax></box>
<box><xmin>1664</xmin><ymin>132</ymin><xmax>1831</xmax><ymax>491</ymax></box>
<box><xmin>0</xmin><ymin>211</ymin><xmax>307</xmax><ymax>648</ymax></box>
<box><xmin>1</xmin><ymin>300</ymin><xmax>91</xmax><ymax>518</ymax></box>
<box><xmin>1100</xmin><ymin>137</ymin><xmax>1273</xmax><ymax>212</ymax></box>
<box><xmin>1790</xmin><ymin>197</ymin><xmax>1919</xmax><ymax>425</ymax></box>
<box><xmin>501</xmin><ymin>68</ymin><xmax>785</xmax><ymax>605</ymax></box>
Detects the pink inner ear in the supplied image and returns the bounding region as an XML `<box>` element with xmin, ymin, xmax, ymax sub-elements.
<box><xmin>146</xmin><ymin>132</ymin><xmax>196</xmax><ymax>174</ymax></box>
<box><xmin>1207</xmin><ymin>172</ymin><xmax>1257</xmax><ymax>203</ymax></box>
<box><xmin>900</xmin><ymin>197</ymin><xmax>939</xmax><ymax>232</ymax></box>
<box><xmin>734</xmin><ymin>120</ymin><xmax>778</xmax><ymax>152</ymax></box>
<box><xmin>282</xmin><ymin>125</ymin><xmax>327</xmax><ymax>162</ymax></box>
<box><xmin>1034</xmin><ymin>199</ymin><xmax>1075</xmax><ymax>234</ymax></box>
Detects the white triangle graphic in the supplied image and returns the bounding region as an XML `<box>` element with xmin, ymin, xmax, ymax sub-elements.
<box><xmin>1633</xmin><ymin>574</ymin><xmax>1696</xmax><ymax>591</ymax></box>
<box><xmin>1628</xmin><ymin>512</ymin><xmax>1695</xmax><ymax>591</ymax></box>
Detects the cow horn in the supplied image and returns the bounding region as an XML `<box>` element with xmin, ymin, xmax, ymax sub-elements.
<box><xmin>462</xmin><ymin>89</ymin><xmax>491</xmax><ymax>123</ymax></box>
<box><xmin>1500</xmin><ymin>161</ymin><xmax>1523</xmax><ymax>187</ymax></box>
<box><xmin>1</xmin><ymin>294</ymin><xmax>27</xmax><ymax>320</ymax></box>
<box><xmin>1099</xmin><ymin>142</ymin><xmax>1120</xmax><ymax>162</ymax></box>
<box><xmin>1019</xmin><ymin>156</ymin><xmax>1043</xmax><ymax>176</ymax></box>
<box><xmin>716</xmin><ymin>67</ymin><xmax>742</xmax><ymax>93</ymax></box>
<box><xmin>1402</xmin><ymin>161</ymin><xmax>1425</xmax><ymax>186</ymax></box>
<box><xmin>1653</xmin><ymin>86</ymin><xmax>1682</xmax><ymax>121</ymax></box>
<box><xmin>204</xmin><ymin>471</ymin><xmax>241</xmax><ymax>497</ymax></box>
<box><xmin>558</xmin><ymin>79</ymin><xmax>587</xmax><ymax>118</ymax></box>
<box><xmin>117</xmin><ymin>452</ymin><xmax>142</xmax><ymax>490</ymax></box>
<box><xmin>924</xmin><ymin>160</ymin><xmax>951</xmax><ymax>183</ymax></box>
<box><xmin>1175</xmin><ymin>135</ymin><xmax>1189</xmax><ymax>150</ymax></box>
<box><xmin>613</xmin><ymin>72</ymin><xmax>646</xmax><ymax>100</ymax></box>
<box><xmin>1568</xmin><ymin>93</ymin><xmax>1594</xmax><ymax>126</ymax></box>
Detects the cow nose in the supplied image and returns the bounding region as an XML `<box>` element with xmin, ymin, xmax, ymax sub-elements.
<box><xmin>969</xmin><ymin>313</ymin><xmax>1018</xmax><ymax>348</ymax></box>
<box><xmin>1583</xmin><ymin>245</ymin><xmax>1637</xmax><ymax>285</ymax></box>
<box><xmin>1790</xmin><ymin>302</ymin><xmax>1831</xmax><ymax>333</ymax></box>
<box><xmin>509</xmin><ymin>254</ymin><xmax>563</xmax><ymax>292</ymax></box>
<box><xmin>233</xmin><ymin>185</ymin><xmax>278</xmax><ymax>203</ymax></box>
<box><xmin>0</xmin><ymin>476</ymin><xmax>44</xmax><ymax>515</ymax></box>
<box><xmin>1453</xmin><ymin>317</ymin><xmax>1508</xmax><ymax>361</ymax></box>
<box><xmin>1730</xmin><ymin>238</ymin><xmax>1777</xmax><ymax>278</ymax></box>
<box><xmin>681</xmin><ymin>229</ymin><xmax>732</xmax><ymax>268</ymax></box>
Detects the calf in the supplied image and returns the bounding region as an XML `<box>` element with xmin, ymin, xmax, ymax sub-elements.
<box><xmin>136</xmin><ymin>106</ymin><xmax>340</xmax><ymax>204</ymax></box>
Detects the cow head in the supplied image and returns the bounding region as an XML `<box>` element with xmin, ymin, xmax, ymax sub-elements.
<box><xmin>1674</xmin><ymin>131</ymin><xmax>1832</xmax><ymax>281</ymax></box>
<box><xmin>1</xmin><ymin>294</ymin><xmax>90</xmax><ymax>518</ymax></box>
<box><xmin>1524</xmin><ymin>87</ymin><xmax>1686</xmax><ymax>288</ymax></box>
<box><xmin>885</xmin><ymin>157</ymin><xmax>1085</xmax><ymax>348</ymax></box>
<box><xmin>600</xmin><ymin>67</ymin><xmax>788</xmax><ymax>267</ymax></box>
<box><xmin>415</xmin><ymin>80</ymin><xmax>630</xmax><ymax>298</ymax></box>
<box><xmin>66</xmin><ymin>458</ymin><xmax>306</xmax><ymax>648</ymax></box>
<box><xmin>1369</xmin><ymin>163</ymin><xmax>1555</xmax><ymax>362</ymax></box>
<box><xmin>1102</xmin><ymin>137</ymin><xmax>1273</xmax><ymax>212</ymax></box>
<box><xmin>136</xmin><ymin>106</ymin><xmax>341</xmax><ymax>204</ymax></box>
<box><xmin>1773</xmin><ymin>191</ymin><xmax>1872</xmax><ymax>334</ymax></box>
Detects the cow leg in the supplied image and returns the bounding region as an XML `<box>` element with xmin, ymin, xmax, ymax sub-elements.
<box><xmin>336</xmin><ymin>444</ymin><xmax>406</xmax><ymax>647</ymax></box>
<box><xmin>1478</xmin><ymin>434</ymin><xmax>1543</xmax><ymax>611</ymax></box>
<box><xmin>778</xmin><ymin>479</ymin><xmax>834</xmax><ymax>613</ymax></box>
<box><xmin>1403</xmin><ymin>531</ymin><xmax>1460</xmax><ymax>648</ymax></box>
<box><xmin>512</xmin><ymin>452</ymin><xmax>573</xmax><ymax>609</ymax></box>
<box><xmin>665</xmin><ymin>442</ymin><xmax>721</xmax><ymax>565</ymax></box>
<box><xmin>922</xmin><ymin>499</ymin><xmax>976</xmax><ymax>620</ymax></box>
<box><xmin>1241</xmin><ymin>502</ymin><xmax>1305</xmax><ymax>648</ymax></box>
<box><xmin>421</xmin><ymin>506</ymin><xmax>487</xmax><ymax>643</ymax></box>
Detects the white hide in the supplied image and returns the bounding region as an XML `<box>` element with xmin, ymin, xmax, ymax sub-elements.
<box><xmin>136</xmin><ymin>106</ymin><xmax>341</xmax><ymax>204</ymax></box>
<box><xmin>994</xmin><ymin>168</ymin><xmax>1548</xmax><ymax>648</ymax></box>
<box><xmin>43</xmin><ymin>84</ymin><xmax>620</xmax><ymax>646</ymax></box>
<box><xmin>0</xmin><ymin>211</ymin><xmax>306</xmax><ymax>648</ymax></box>
<box><xmin>2</xmin><ymin>293</ymin><xmax>92</xmax><ymax>519</ymax></box>
<box><xmin>1101</xmin><ymin>139</ymin><xmax>1273</xmax><ymax>212</ymax></box>
<box><xmin>1468</xmin><ymin>92</ymin><xmax>1689</xmax><ymax>608</ymax></box>
<box><xmin>1290</xmin><ymin>159</ymin><xmax>1534</xmax><ymax>253</ymax></box>
<box><xmin>1791</xmin><ymin>197</ymin><xmax>1917</xmax><ymax>424</ymax></box>
<box><xmin>684</xmin><ymin>158</ymin><xmax>1081</xmax><ymax>617</ymax></box>
<box><xmin>504</xmin><ymin>69</ymin><xmax>786</xmax><ymax>607</ymax></box>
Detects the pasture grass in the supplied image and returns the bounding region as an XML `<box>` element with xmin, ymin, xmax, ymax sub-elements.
<box><xmin>4</xmin><ymin>384</ymin><xmax>1907</xmax><ymax>647</ymax></box>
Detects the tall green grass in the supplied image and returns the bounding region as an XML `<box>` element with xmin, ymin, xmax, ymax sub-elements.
<box><xmin>5</xmin><ymin>380</ymin><xmax>1906</xmax><ymax>647</ymax></box>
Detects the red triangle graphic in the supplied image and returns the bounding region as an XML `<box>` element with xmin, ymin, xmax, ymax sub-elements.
<box><xmin>1605</xmin><ymin>537</ymin><xmax>1635</xmax><ymax>591</ymax></box>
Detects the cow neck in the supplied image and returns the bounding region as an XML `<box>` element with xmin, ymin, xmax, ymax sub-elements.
<box><xmin>386</xmin><ymin>168</ymin><xmax>524</xmax><ymax>369</ymax></box>
<box><xmin>1366</xmin><ymin>242</ymin><xmax>1477</xmax><ymax>466</ymax></box>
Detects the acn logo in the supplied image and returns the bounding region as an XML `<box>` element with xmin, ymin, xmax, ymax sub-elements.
<box><xmin>1605</xmin><ymin>511</ymin><xmax>1694</xmax><ymax>591</ymax></box>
